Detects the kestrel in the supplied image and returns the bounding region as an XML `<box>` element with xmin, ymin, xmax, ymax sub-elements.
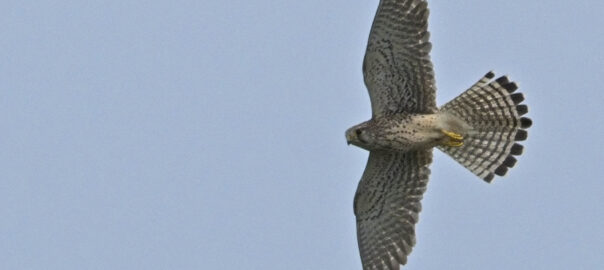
<box><xmin>345</xmin><ymin>1</ymin><xmax>532</xmax><ymax>269</ymax></box>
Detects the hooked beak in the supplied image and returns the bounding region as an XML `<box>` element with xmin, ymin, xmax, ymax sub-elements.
<box><xmin>345</xmin><ymin>132</ymin><xmax>353</xmax><ymax>145</ymax></box>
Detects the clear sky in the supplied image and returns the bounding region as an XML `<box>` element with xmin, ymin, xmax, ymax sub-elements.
<box><xmin>2</xmin><ymin>1</ymin><xmax>603</xmax><ymax>269</ymax></box>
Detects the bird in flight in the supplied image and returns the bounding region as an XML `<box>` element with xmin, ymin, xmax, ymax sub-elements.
<box><xmin>345</xmin><ymin>1</ymin><xmax>532</xmax><ymax>269</ymax></box>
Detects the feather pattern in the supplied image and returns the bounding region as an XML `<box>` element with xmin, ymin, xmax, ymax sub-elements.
<box><xmin>438</xmin><ymin>71</ymin><xmax>531</xmax><ymax>182</ymax></box>
<box><xmin>350</xmin><ymin>1</ymin><xmax>531</xmax><ymax>269</ymax></box>
<box><xmin>354</xmin><ymin>150</ymin><xmax>432</xmax><ymax>270</ymax></box>
<box><xmin>363</xmin><ymin>0</ymin><xmax>436</xmax><ymax>116</ymax></box>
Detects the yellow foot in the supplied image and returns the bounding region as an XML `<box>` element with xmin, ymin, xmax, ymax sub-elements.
<box><xmin>444</xmin><ymin>140</ymin><xmax>464</xmax><ymax>147</ymax></box>
<box><xmin>441</xmin><ymin>129</ymin><xmax>463</xmax><ymax>140</ymax></box>
<box><xmin>441</xmin><ymin>129</ymin><xmax>464</xmax><ymax>147</ymax></box>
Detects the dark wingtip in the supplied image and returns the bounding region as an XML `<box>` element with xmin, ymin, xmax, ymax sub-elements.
<box><xmin>503</xmin><ymin>156</ymin><xmax>518</xmax><ymax>168</ymax></box>
<box><xmin>483</xmin><ymin>173</ymin><xmax>495</xmax><ymax>183</ymax></box>
<box><xmin>520</xmin><ymin>117</ymin><xmax>532</xmax><ymax>128</ymax></box>
<box><xmin>511</xmin><ymin>93</ymin><xmax>524</xmax><ymax>104</ymax></box>
<box><xmin>492</xmin><ymin>74</ymin><xmax>518</xmax><ymax>93</ymax></box>
<box><xmin>510</xmin><ymin>143</ymin><xmax>524</xmax><ymax>155</ymax></box>
<box><xmin>494</xmin><ymin>165</ymin><xmax>508</xmax><ymax>176</ymax></box>
<box><xmin>503</xmin><ymin>82</ymin><xmax>519</xmax><ymax>93</ymax></box>
<box><xmin>516</xmin><ymin>105</ymin><xmax>528</xmax><ymax>116</ymax></box>
<box><xmin>514</xmin><ymin>130</ymin><xmax>528</xmax><ymax>141</ymax></box>
<box><xmin>485</xmin><ymin>71</ymin><xmax>495</xmax><ymax>79</ymax></box>
<box><xmin>496</xmin><ymin>76</ymin><xmax>510</xmax><ymax>85</ymax></box>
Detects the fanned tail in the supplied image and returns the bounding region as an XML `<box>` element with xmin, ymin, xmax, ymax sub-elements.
<box><xmin>437</xmin><ymin>71</ymin><xmax>532</xmax><ymax>182</ymax></box>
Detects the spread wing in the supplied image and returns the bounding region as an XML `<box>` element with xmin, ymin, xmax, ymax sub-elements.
<box><xmin>363</xmin><ymin>0</ymin><xmax>436</xmax><ymax>116</ymax></box>
<box><xmin>354</xmin><ymin>150</ymin><xmax>432</xmax><ymax>269</ymax></box>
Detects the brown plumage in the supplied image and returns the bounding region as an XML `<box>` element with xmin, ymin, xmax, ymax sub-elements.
<box><xmin>345</xmin><ymin>1</ymin><xmax>532</xmax><ymax>269</ymax></box>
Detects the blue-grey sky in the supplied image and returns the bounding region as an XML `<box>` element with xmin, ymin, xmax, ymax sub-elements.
<box><xmin>2</xmin><ymin>1</ymin><xmax>603</xmax><ymax>269</ymax></box>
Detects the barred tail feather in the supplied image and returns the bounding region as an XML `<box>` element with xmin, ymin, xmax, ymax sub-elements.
<box><xmin>437</xmin><ymin>71</ymin><xmax>531</xmax><ymax>182</ymax></box>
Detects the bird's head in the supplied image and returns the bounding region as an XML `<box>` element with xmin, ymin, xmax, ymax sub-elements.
<box><xmin>345</xmin><ymin>121</ymin><xmax>375</xmax><ymax>151</ymax></box>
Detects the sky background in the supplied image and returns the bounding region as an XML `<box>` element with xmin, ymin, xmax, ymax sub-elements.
<box><xmin>2</xmin><ymin>0</ymin><xmax>604</xmax><ymax>269</ymax></box>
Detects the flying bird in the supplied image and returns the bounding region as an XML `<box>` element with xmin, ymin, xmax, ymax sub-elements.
<box><xmin>345</xmin><ymin>1</ymin><xmax>532</xmax><ymax>269</ymax></box>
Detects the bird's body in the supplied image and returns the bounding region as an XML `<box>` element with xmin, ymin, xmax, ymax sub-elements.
<box><xmin>346</xmin><ymin>112</ymin><xmax>471</xmax><ymax>152</ymax></box>
<box><xmin>346</xmin><ymin>1</ymin><xmax>532</xmax><ymax>269</ymax></box>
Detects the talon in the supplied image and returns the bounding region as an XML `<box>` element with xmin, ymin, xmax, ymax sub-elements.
<box><xmin>444</xmin><ymin>140</ymin><xmax>464</xmax><ymax>147</ymax></box>
<box><xmin>441</xmin><ymin>129</ymin><xmax>464</xmax><ymax>147</ymax></box>
<box><xmin>442</xmin><ymin>129</ymin><xmax>463</xmax><ymax>140</ymax></box>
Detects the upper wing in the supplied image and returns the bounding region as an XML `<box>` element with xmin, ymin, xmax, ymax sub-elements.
<box><xmin>354</xmin><ymin>150</ymin><xmax>432</xmax><ymax>269</ymax></box>
<box><xmin>363</xmin><ymin>0</ymin><xmax>436</xmax><ymax>116</ymax></box>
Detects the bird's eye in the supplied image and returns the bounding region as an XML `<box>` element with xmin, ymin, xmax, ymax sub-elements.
<box><xmin>356</xmin><ymin>129</ymin><xmax>368</xmax><ymax>144</ymax></box>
